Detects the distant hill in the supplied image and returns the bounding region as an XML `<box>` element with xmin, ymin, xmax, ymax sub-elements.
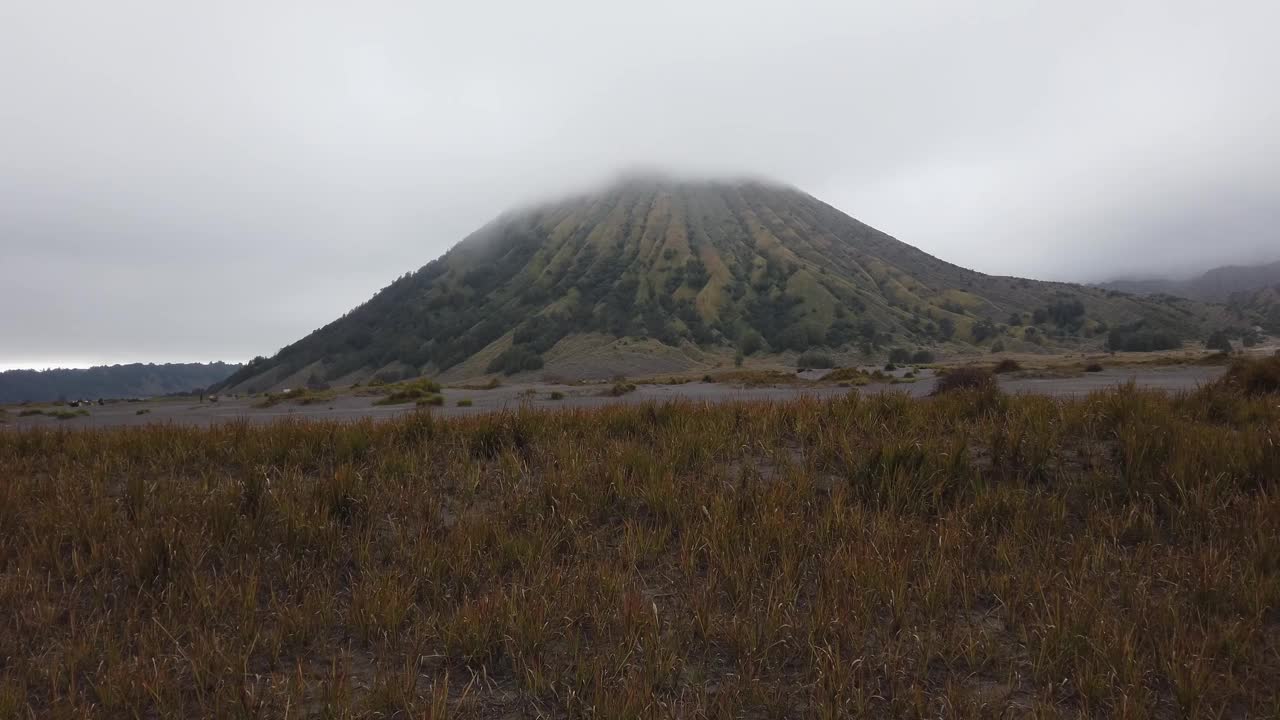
<box><xmin>1227</xmin><ymin>284</ymin><xmax>1280</xmax><ymax>333</ymax></box>
<box><xmin>0</xmin><ymin>362</ymin><xmax>242</xmax><ymax>404</ymax></box>
<box><xmin>218</xmin><ymin>176</ymin><xmax>1227</xmax><ymax>390</ymax></box>
<box><xmin>1101</xmin><ymin>260</ymin><xmax>1280</xmax><ymax>303</ymax></box>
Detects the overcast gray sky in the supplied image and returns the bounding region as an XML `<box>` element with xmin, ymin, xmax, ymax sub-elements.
<box><xmin>3</xmin><ymin>1</ymin><xmax>1278</xmax><ymax>369</ymax></box>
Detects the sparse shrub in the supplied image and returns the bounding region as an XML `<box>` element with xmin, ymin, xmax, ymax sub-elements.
<box><xmin>373</xmin><ymin>378</ymin><xmax>443</xmax><ymax>405</ymax></box>
<box><xmin>18</xmin><ymin>409</ymin><xmax>43</xmax><ymax>417</ymax></box>
<box><xmin>734</xmin><ymin>350</ymin><xmax>744</xmax><ymax>367</ymax></box>
<box><xmin>1108</xmin><ymin>324</ymin><xmax>1182</xmax><ymax>352</ymax></box>
<box><xmin>990</xmin><ymin>339</ymin><xmax>1006</xmax><ymax>353</ymax></box>
<box><xmin>937</xmin><ymin>317</ymin><xmax>956</xmax><ymax>340</ymax></box>
<box><xmin>911</xmin><ymin>350</ymin><xmax>935</xmax><ymax>364</ymax></box>
<box><xmin>135</xmin><ymin>408</ymin><xmax>151</xmax><ymax>415</ymax></box>
<box><xmin>884</xmin><ymin>362</ymin><xmax>897</xmax><ymax>371</ymax></box>
<box><xmin>1217</xmin><ymin>355</ymin><xmax>1280</xmax><ymax>395</ymax></box>
<box><xmin>888</xmin><ymin>348</ymin><xmax>912</xmax><ymax>364</ymax></box>
<box><xmin>971</xmin><ymin>319</ymin><xmax>999</xmax><ymax>342</ymax></box>
<box><xmin>932</xmin><ymin>366</ymin><xmax>997</xmax><ymax>395</ymax></box>
<box><xmin>256</xmin><ymin>387</ymin><xmax>336</xmax><ymax>408</ymax></box>
<box><xmin>823</xmin><ymin>367</ymin><xmax>870</xmax><ymax>385</ymax></box>
<box><xmin>549</xmin><ymin>391</ymin><xmax>564</xmax><ymax>400</ymax></box>
<box><xmin>1206</xmin><ymin>330</ymin><xmax>1233</xmax><ymax>353</ymax></box>
<box><xmin>415</xmin><ymin>394</ymin><xmax>445</xmax><ymax>407</ymax></box>
<box><xmin>797</xmin><ymin>351</ymin><xmax>834</xmax><ymax>369</ymax></box>
<box><xmin>993</xmin><ymin>358</ymin><xmax>1022</xmax><ymax>374</ymax></box>
<box><xmin>487</xmin><ymin>345</ymin><xmax>544</xmax><ymax>375</ymax></box>
<box><xmin>456</xmin><ymin>399</ymin><xmax>473</xmax><ymax>407</ymax></box>
<box><xmin>601</xmin><ymin>381</ymin><xmax>637</xmax><ymax>397</ymax></box>
<box><xmin>739</xmin><ymin>330</ymin><xmax>764</xmax><ymax>356</ymax></box>
<box><xmin>711</xmin><ymin>370</ymin><xmax>802</xmax><ymax>387</ymax></box>
<box><xmin>603</xmin><ymin>382</ymin><xmax>636</xmax><ymax>397</ymax></box>
<box><xmin>372</xmin><ymin>369</ymin><xmax>404</xmax><ymax>385</ymax></box>
<box><xmin>1085</xmin><ymin>363</ymin><xmax>1104</xmax><ymax>372</ymax></box>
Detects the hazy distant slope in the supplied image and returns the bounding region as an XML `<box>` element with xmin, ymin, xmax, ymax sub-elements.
<box><xmin>1102</xmin><ymin>260</ymin><xmax>1280</xmax><ymax>303</ymax></box>
<box><xmin>219</xmin><ymin>177</ymin><xmax>1222</xmax><ymax>389</ymax></box>
<box><xmin>0</xmin><ymin>362</ymin><xmax>242</xmax><ymax>403</ymax></box>
<box><xmin>1227</xmin><ymin>284</ymin><xmax>1280</xmax><ymax>333</ymax></box>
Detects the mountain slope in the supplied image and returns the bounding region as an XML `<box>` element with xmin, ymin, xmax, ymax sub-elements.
<box><xmin>1227</xmin><ymin>284</ymin><xmax>1280</xmax><ymax>333</ymax></box>
<box><xmin>1101</xmin><ymin>260</ymin><xmax>1280</xmax><ymax>303</ymax></box>
<box><xmin>0</xmin><ymin>362</ymin><xmax>242</xmax><ymax>404</ymax></box>
<box><xmin>220</xmin><ymin>177</ymin><xmax>1223</xmax><ymax>390</ymax></box>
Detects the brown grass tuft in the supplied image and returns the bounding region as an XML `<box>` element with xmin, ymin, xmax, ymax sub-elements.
<box><xmin>992</xmin><ymin>358</ymin><xmax>1022</xmax><ymax>374</ymax></box>
<box><xmin>1217</xmin><ymin>354</ymin><xmax>1280</xmax><ymax>395</ymax></box>
<box><xmin>932</xmin><ymin>366</ymin><xmax>998</xmax><ymax>395</ymax></box>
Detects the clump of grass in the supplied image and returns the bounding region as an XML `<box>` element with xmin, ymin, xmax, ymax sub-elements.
<box><xmin>458</xmin><ymin>377</ymin><xmax>502</xmax><ymax>390</ymax></box>
<box><xmin>17</xmin><ymin>408</ymin><xmax>44</xmax><ymax>417</ymax></box>
<box><xmin>993</xmin><ymin>358</ymin><xmax>1022</xmax><ymax>374</ymax></box>
<box><xmin>456</xmin><ymin>399</ymin><xmax>473</xmax><ymax>407</ymax></box>
<box><xmin>1084</xmin><ymin>362</ymin><xmax>1104</xmax><ymax>372</ymax></box>
<box><xmin>135</xmin><ymin>409</ymin><xmax>151</xmax><ymax>416</ymax></box>
<box><xmin>824</xmin><ymin>367</ymin><xmax>872</xmax><ymax>385</ymax></box>
<box><xmin>711</xmin><ymin>369</ymin><xmax>806</xmax><ymax>387</ymax></box>
<box><xmin>1199</xmin><ymin>351</ymin><xmax>1233</xmax><ymax>365</ymax></box>
<box><xmin>549</xmin><ymin>391</ymin><xmax>565</xmax><ymax>400</ymax></box>
<box><xmin>49</xmin><ymin>409</ymin><xmax>88</xmax><ymax>420</ymax></box>
<box><xmin>415</xmin><ymin>394</ymin><xmax>445</xmax><ymax>407</ymax></box>
<box><xmin>373</xmin><ymin>378</ymin><xmax>443</xmax><ymax>405</ymax></box>
<box><xmin>932</xmin><ymin>366</ymin><xmax>997</xmax><ymax>395</ymax></box>
<box><xmin>255</xmin><ymin>387</ymin><xmax>335</xmax><ymax>408</ymax></box>
<box><xmin>602</xmin><ymin>382</ymin><xmax>636</xmax><ymax>397</ymax></box>
<box><xmin>1217</xmin><ymin>354</ymin><xmax>1280</xmax><ymax>395</ymax></box>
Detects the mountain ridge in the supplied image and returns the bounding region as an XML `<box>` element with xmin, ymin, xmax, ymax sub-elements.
<box><xmin>1101</xmin><ymin>259</ymin><xmax>1280</xmax><ymax>303</ymax></box>
<box><xmin>0</xmin><ymin>362</ymin><xmax>242</xmax><ymax>404</ymax></box>
<box><xmin>218</xmin><ymin>177</ymin><xmax>1228</xmax><ymax>391</ymax></box>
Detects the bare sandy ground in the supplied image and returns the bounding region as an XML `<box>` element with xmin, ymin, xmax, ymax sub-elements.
<box><xmin>1</xmin><ymin>365</ymin><xmax>1227</xmax><ymax>430</ymax></box>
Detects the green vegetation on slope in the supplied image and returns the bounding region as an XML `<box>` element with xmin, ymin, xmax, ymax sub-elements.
<box><xmin>3</xmin><ymin>370</ymin><xmax>1279</xmax><ymax>716</ymax></box>
<box><xmin>219</xmin><ymin>178</ymin><xmax>1222</xmax><ymax>390</ymax></box>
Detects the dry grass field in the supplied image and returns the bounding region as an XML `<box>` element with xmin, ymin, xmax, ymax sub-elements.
<box><xmin>2</xmin><ymin>358</ymin><xmax>1278</xmax><ymax>718</ymax></box>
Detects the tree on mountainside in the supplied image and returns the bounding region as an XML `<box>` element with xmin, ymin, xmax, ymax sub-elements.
<box><xmin>1206</xmin><ymin>330</ymin><xmax>1233</xmax><ymax>353</ymax></box>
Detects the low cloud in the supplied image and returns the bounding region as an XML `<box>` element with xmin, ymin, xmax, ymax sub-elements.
<box><xmin>3</xmin><ymin>0</ymin><xmax>1277</xmax><ymax>366</ymax></box>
